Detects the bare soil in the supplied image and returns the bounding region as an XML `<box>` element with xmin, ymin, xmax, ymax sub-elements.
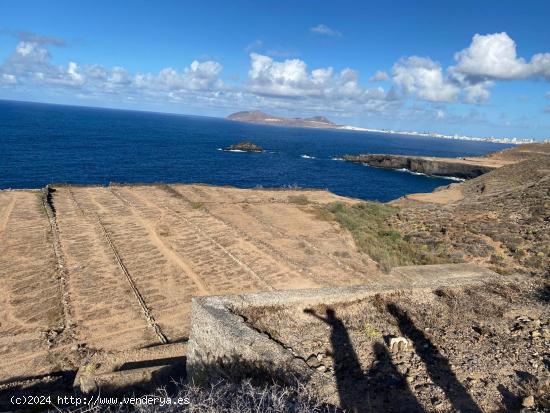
<box><xmin>0</xmin><ymin>184</ymin><xmax>380</xmax><ymax>389</ymax></box>
<box><xmin>240</xmin><ymin>281</ymin><xmax>549</xmax><ymax>412</ymax></box>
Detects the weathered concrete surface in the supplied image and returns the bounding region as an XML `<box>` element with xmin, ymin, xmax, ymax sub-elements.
<box><xmin>186</xmin><ymin>263</ymin><xmax>515</xmax><ymax>405</ymax></box>
<box><xmin>343</xmin><ymin>154</ymin><xmax>498</xmax><ymax>179</ymax></box>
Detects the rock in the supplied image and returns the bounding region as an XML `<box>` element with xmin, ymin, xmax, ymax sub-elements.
<box><xmin>389</xmin><ymin>337</ymin><xmax>409</xmax><ymax>353</ymax></box>
<box><xmin>224</xmin><ymin>141</ymin><xmax>263</xmax><ymax>152</ymax></box>
<box><xmin>522</xmin><ymin>395</ymin><xmax>535</xmax><ymax>408</ymax></box>
<box><xmin>342</xmin><ymin>154</ymin><xmax>495</xmax><ymax>179</ymax></box>
<box><xmin>79</xmin><ymin>376</ymin><xmax>98</xmax><ymax>394</ymax></box>
<box><xmin>316</xmin><ymin>365</ymin><xmax>327</xmax><ymax>373</ymax></box>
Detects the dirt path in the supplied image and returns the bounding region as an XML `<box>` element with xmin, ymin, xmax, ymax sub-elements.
<box><xmin>67</xmin><ymin>187</ymin><xmax>168</xmax><ymax>345</ymax></box>
<box><xmin>109</xmin><ymin>187</ymin><xmax>210</xmax><ymax>295</ymax></box>
<box><xmin>129</xmin><ymin>186</ymin><xmax>278</xmax><ymax>291</ymax></box>
<box><xmin>180</xmin><ymin>185</ymin><xmax>376</xmax><ymax>285</ymax></box>
<box><xmin>53</xmin><ymin>187</ymin><xmax>159</xmax><ymax>351</ymax></box>
<box><xmin>0</xmin><ymin>193</ymin><xmax>15</xmax><ymax>233</ymax></box>
<box><xmin>0</xmin><ymin>191</ymin><xmax>65</xmax><ymax>384</ymax></box>
<box><xmin>172</xmin><ymin>188</ymin><xmax>326</xmax><ymax>287</ymax></box>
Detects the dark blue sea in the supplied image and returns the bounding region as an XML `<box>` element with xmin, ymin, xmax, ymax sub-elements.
<box><xmin>0</xmin><ymin>100</ymin><xmax>512</xmax><ymax>202</ymax></box>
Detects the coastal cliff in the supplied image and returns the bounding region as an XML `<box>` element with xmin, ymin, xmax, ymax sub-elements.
<box><xmin>343</xmin><ymin>154</ymin><xmax>497</xmax><ymax>179</ymax></box>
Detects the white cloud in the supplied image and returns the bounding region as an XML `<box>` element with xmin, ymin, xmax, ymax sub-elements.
<box><xmin>4</xmin><ymin>30</ymin><xmax>550</xmax><ymax>128</ymax></box>
<box><xmin>0</xmin><ymin>38</ymin><xmax>225</xmax><ymax>96</ymax></box>
<box><xmin>532</xmin><ymin>53</ymin><xmax>550</xmax><ymax>81</ymax></box>
<box><xmin>392</xmin><ymin>56</ymin><xmax>459</xmax><ymax>102</ymax></box>
<box><xmin>452</xmin><ymin>32</ymin><xmax>550</xmax><ymax>81</ymax></box>
<box><xmin>129</xmin><ymin>61</ymin><xmax>224</xmax><ymax>96</ymax></box>
<box><xmin>14</xmin><ymin>40</ymin><xmax>49</xmax><ymax>62</ymax></box>
<box><xmin>462</xmin><ymin>80</ymin><xmax>493</xmax><ymax>103</ymax></box>
<box><xmin>391</xmin><ymin>32</ymin><xmax>550</xmax><ymax>104</ymax></box>
<box><xmin>310</xmin><ymin>24</ymin><xmax>342</xmax><ymax>37</ymax></box>
<box><xmin>67</xmin><ymin>62</ymin><xmax>85</xmax><ymax>85</ymax></box>
<box><xmin>369</xmin><ymin>70</ymin><xmax>389</xmax><ymax>82</ymax></box>
<box><xmin>2</xmin><ymin>38</ymin><xmax>394</xmax><ymax>116</ymax></box>
<box><xmin>1</xmin><ymin>73</ymin><xmax>17</xmax><ymax>84</ymax></box>
<box><xmin>247</xmin><ymin>53</ymin><xmax>387</xmax><ymax>104</ymax></box>
<box><xmin>453</xmin><ymin>33</ymin><xmax>530</xmax><ymax>80</ymax></box>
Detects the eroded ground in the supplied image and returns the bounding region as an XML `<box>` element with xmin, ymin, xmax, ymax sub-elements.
<box><xmin>241</xmin><ymin>281</ymin><xmax>549</xmax><ymax>412</ymax></box>
<box><xmin>0</xmin><ymin>184</ymin><xmax>380</xmax><ymax>387</ymax></box>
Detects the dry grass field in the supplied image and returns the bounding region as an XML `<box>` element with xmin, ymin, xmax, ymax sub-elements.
<box><xmin>0</xmin><ymin>184</ymin><xmax>382</xmax><ymax>387</ymax></box>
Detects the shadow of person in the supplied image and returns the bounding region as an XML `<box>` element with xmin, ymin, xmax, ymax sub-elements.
<box><xmin>387</xmin><ymin>303</ymin><xmax>482</xmax><ymax>413</ymax></box>
<box><xmin>367</xmin><ymin>342</ymin><xmax>425</xmax><ymax>413</ymax></box>
<box><xmin>305</xmin><ymin>308</ymin><xmax>363</xmax><ymax>412</ymax></box>
<box><xmin>305</xmin><ymin>308</ymin><xmax>424</xmax><ymax>413</ymax></box>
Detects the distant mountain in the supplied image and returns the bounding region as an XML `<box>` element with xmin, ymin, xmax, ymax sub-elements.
<box><xmin>227</xmin><ymin>110</ymin><xmax>340</xmax><ymax>129</ymax></box>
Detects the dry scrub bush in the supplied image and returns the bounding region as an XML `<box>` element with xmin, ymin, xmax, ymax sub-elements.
<box><xmin>57</xmin><ymin>379</ymin><xmax>337</xmax><ymax>413</ymax></box>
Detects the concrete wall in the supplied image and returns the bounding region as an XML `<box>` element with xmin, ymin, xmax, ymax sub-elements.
<box><xmin>186</xmin><ymin>263</ymin><xmax>512</xmax><ymax>404</ymax></box>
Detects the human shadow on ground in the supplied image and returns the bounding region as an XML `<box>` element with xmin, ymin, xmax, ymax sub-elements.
<box><xmin>386</xmin><ymin>303</ymin><xmax>482</xmax><ymax>413</ymax></box>
<box><xmin>305</xmin><ymin>308</ymin><xmax>424</xmax><ymax>413</ymax></box>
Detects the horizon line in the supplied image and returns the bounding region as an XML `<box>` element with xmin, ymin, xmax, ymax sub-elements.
<box><xmin>0</xmin><ymin>97</ymin><xmax>544</xmax><ymax>142</ymax></box>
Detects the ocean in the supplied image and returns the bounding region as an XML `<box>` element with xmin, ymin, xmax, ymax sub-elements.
<box><xmin>0</xmin><ymin>100</ymin><xmax>511</xmax><ymax>202</ymax></box>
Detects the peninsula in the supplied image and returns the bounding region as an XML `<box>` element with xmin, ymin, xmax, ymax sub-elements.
<box><xmin>342</xmin><ymin>142</ymin><xmax>550</xmax><ymax>179</ymax></box>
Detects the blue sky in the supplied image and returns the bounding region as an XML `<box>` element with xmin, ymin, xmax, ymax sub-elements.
<box><xmin>1</xmin><ymin>0</ymin><xmax>550</xmax><ymax>139</ymax></box>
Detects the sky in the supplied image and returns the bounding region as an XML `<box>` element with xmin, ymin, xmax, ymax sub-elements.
<box><xmin>1</xmin><ymin>0</ymin><xmax>550</xmax><ymax>139</ymax></box>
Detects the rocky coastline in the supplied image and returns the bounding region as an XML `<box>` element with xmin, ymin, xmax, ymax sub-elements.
<box><xmin>343</xmin><ymin>154</ymin><xmax>497</xmax><ymax>179</ymax></box>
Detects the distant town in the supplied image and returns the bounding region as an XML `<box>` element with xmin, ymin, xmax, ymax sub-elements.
<box><xmin>340</xmin><ymin>125</ymin><xmax>548</xmax><ymax>145</ymax></box>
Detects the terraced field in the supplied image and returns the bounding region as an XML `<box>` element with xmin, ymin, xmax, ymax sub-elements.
<box><xmin>0</xmin><ymin>184</ymin><xmax>380</xmax><ymax>388</ymax></box>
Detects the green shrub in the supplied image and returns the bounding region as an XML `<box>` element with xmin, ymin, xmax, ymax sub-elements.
<box><xmin>323</xmin><ymin>202</ymin><xmax>444</xmax><ymax>272</ymax></box>
<box><xmin>287</xmin><ymin>194</ymin><xmax>310</xmax><ymax>205</ymax></box>
<box><xmin>190</xmin><ymin>201</ymin><xmax>204</xmax><ymax>210</ymax></box>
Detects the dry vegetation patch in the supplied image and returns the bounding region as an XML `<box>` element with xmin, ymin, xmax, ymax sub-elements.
<box><xmin>320</xmin><ymin>201</ymin><xmax>447</xmax><ymax>272</ymax></box>
<box><xmin>239</xmin><ymin>281</ymin><xmax>549</xmax><ymax>412</ymax></box>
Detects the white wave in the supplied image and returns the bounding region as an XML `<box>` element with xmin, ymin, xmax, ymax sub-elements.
<box><xmin>300</xmin><ymin>154</ymin><xmax>316</xmax><ymax>159</ymax></box>
<box><xmin>331</xmin><ymin>157</ymin><xmax>344</xmax><ymax>161</ymax></box>
<box><xmin>396</xmin><ymin>168</ymin><xmax>425</xmax><ymax>176</ymax></box>
<box><xmin>396</xmin><ymin>168</ymin><xmax>465</xmax><ymax>181</ymax></box>
<box><xmin>438</xmin><ymin>175</ymin><xmax>466</xmax><ymax>182</ymax></box>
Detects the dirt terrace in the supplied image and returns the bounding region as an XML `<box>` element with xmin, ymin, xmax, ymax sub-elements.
<box><xmin>0</xmin><ymin>184</ymin><xmax>382</xmax><ymax>386</ymax></box>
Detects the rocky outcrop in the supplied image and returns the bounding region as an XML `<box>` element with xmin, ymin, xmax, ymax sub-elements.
<box><xmin>224</xmin><ymin>141</ymin><xmax>263</xmax><ymax>152</ymax></box>
<box><xmin>343</xmin><ymin>154</ymin><xmax>496</xmax><ymax>179</ymax></box>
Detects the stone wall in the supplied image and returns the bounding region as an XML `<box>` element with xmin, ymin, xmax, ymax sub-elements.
<box><xmin>186</xmin><ymin>263</ymin><xmax>509</xmax><ymax>404</ymax></box>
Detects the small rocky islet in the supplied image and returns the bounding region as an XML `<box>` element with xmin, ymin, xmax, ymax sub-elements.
<box><xmin>224</xmin><ymin>141</ymin><xmax>263</xmax><ymax>152</ymax></box>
